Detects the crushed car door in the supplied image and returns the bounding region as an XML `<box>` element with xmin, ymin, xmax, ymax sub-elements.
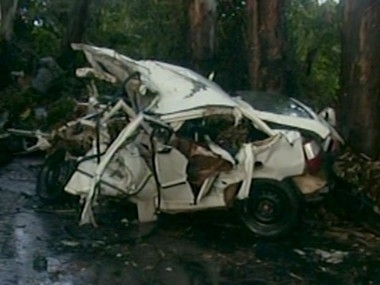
<box><xmin>166</xmin><ymin>115</ymin><xmax>237</xmax><ymax>204</ymax></box>
<box><xmin>149</xmin><ymin>117</ymin><xmax>235</xmax><ymax>206</ymax></box>
<box><xmin>144</xmin><ymin>116</ymin><xmax>195</xmax><ymax>206</ymax></box>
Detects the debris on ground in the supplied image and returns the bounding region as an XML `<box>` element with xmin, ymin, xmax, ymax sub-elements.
<box><xmin>61</xmin><ymin>240</ymin><xmax>80</xmax><ymax>247</ymax></box>
<box><xmin>294</xmin><ymin>247</ymin><xmax>348</xmax><ymax>264</ymax></box>
<box><xmin>314</xmin><ymin>249</ymin><xmax>348</xmax><ymax>264</ymax></box>
<box><xmin>334</xmin><ymin>147</ymin><xmax>380</xmax><ymax>216</ymax></box>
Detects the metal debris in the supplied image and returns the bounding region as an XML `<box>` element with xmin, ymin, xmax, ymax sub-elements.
<box><xmin>314</xmin><ymin>249</ymin><xmax>348</xmax><ymax>264</ymax></box>
<box><xmin>61</xmin><ymin>240</ymin><xmax>80</xmax><ymax>247</ymax></box>
<box><xmin>293</xmin><ymin>249</ymin><xmax>306</xmax><ymax>256</ymax></box>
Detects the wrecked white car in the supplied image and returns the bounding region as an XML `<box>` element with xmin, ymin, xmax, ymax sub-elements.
<box><xmin>37</xmin><ymin>44</ymin><xmax>332</xmax><ymax>239</ymax></box>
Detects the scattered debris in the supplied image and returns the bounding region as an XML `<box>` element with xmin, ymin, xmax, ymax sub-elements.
<box><xmin>293</xmin><ymin>249</ymin><xmax>306</xmax><ymax>256</ymax></box>
<box><xmin>334</xmin><ymin>148</ymin><xmax>380</xmax><ymax>217</ymax></box>
<box><xmin>314</xmin><ymin>249</ymin><xmax>348</xmax><ymax>264</ymax></box>
<box><xmin>61</xmin><ymin>240</ymin><xmax>80</xmax><ymax>247</ymax></box>
<box><xmin>289</xmin><ymin>272</ymin><xmax>304</xmax><ymax>281</ymax></box>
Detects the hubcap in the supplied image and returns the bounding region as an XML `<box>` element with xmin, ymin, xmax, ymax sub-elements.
<box><xmin>249</xmin><ymin>189</ymin><xmax>284</xmax><ymax>224</ymax></box>
<box><xmin>256</xmin><ymin>199</ymin><xmax>275</xmax><ymax>220</ymax></box>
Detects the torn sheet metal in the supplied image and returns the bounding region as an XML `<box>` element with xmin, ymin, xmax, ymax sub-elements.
<box><xmin>76</xmin><ymin>67</ymin><xmax>117</xmax><ymax>83</ymax></box>
<box><xmin>72</xmin><ymin>44</ymin><xmax>238</xmax><ymax>115</ymax></box>
<box><xmin>251</xmin><ymin>110</ymin><xmax>331</xmax><ymax>140</ymax></box>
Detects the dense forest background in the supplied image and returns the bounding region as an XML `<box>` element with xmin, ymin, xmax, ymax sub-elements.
<box><xmin>0</xmin><ymin>0</ymin><xmax>340</xmax><ymax>103</ymax></box>
<box><xmin>0</xmin><ymin>0</ymin><xmax>379</xmax><ymax>159</ymax></box>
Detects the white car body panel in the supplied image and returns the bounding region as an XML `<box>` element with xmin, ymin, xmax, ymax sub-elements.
<box><xmin>248</xmin><ymin>109</ymin><xmax>330</xmax><ymax>140</ymax></box>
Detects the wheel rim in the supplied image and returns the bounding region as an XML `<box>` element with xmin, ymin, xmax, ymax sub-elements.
<box><xmin>253</xmin><ymin>190</ymin><xmax>282</xmax><ymax>223</ymax></box>
<box><xmin>241</xmin><ymin>185</ymin><xmax>292</xmax><ymax>231</ymax></box>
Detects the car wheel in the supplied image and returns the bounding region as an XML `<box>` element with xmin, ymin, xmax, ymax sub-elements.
<box><xmin>237</xmin><ymin>179</ymin><xmax>301</xmax><ymax>239</ymax></box>
<box><xmin>36</xmin><ymin>149</ymin><xmax>76</xmax><ymax>204</ymax></box>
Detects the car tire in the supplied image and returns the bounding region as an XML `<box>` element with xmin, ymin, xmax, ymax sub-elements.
<box><xmin>237</xmin><ymin>179</ymin><xmax>301</xmax><ymax>239</ymax></box>
<box><xmin>36</xmin><ymin>149</ymin><xmax>76</xmax><ymax>204</ymax></box>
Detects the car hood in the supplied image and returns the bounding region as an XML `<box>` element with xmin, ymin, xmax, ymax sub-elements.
<box><xmin>72</xmin><ymin>44</ymin><xmax>238</xmax><ymax>115</ymax></box>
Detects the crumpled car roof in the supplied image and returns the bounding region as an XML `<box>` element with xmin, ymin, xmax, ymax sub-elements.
<box><xmin>72</xmin><ymin>44</ymin><xmax>237</xmax><ymax>115</ymax></box>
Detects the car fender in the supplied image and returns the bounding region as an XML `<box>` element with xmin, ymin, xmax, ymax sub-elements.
<box><xmin>233</xmin><ymin>132</ymin><xmax>305</xmax><ymax>200</ymax></box>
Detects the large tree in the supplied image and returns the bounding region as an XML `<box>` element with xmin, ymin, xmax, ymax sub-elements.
<box><xmin>246</xmin><ymin>0</ymin><xmax>286</xmax><ymax>93</ymax></box>
<box><xmin>58</xmin><ymin>0</ymin><xmax>92</xmax><ymax>68</ymax></box>
<box><xmin>340</xmin><ymin>0</ymin><xmax>380</xmax><ymax>159</ymax></box>
<box><xmin>0</xmin><ymin>0</ymin><xmax>18</xmax><ymax>41</ymax></box>
<box><xmin>0</xmin><ymin>0</ymin><xmax>18</xmax><ymax>90</ymax></box>
<box><xmin>187</xmin><ymin>0</ymin><xmax>217</xmax><ymax>74</ymax></box>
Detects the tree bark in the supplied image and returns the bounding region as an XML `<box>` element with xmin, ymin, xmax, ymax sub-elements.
<box><xmin>0</xmin><ymin>0</ymin><xmax>18</xmax><ymax>41</ymax></box>
<box><xmin>339</xmin><ymin>0</ymin><xmax>380</xmax><ymax>159</ymax></box>
<box><xmin>188</xmin><ymin>0</ymin><xmax>217</xmax><ymax>74</ymax></box>
<box><xmin>246</xmin><ymin>0</ymin><xmax>286</xmax><ymax>93</ymax></box>
<box><xmin>58</xmin><ymin>0</ymin><xmax>91</xmax><ymax>68</ymax></box>
<box><xmin>0</xmin><ymin>0</ymin><xmax>18</xmax><ymax>90</ymax></box>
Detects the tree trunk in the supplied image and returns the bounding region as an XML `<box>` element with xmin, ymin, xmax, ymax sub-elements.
<box><xmin>58</xmin><ymin>0</ymin><xmax>91</xmax><ymax>68</ymax></box>
<box><xmin>0</xmin><ymin>0</ymin><xmax>18</xmax><ymax>41</ymax></box>
<box><xmin>246</xmin><ymin>0</ymin><xmax>286</xmax><ymax>93</ymax></box>
<box><xmin>188</xmin><ymin>0</ymin><xmax>217</xmax><ymax>74</ymax></box>
<box><xmin>339</xmin><ymin>0</ymin><xmax>380</xmax><ymax>159</ymax></box>
<box><xmin>0</xmin><ymin>0</ymin><xmax>18</xmax><ymax>90</ymax></box>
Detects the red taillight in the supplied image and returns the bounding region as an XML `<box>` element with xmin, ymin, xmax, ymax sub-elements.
<box><xmin>303</xmin><ymin>139</ymin><xmax>323</xmax><ymax>173</ymax></box>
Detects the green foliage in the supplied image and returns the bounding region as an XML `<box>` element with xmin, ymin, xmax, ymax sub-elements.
<box><xmin>45</xmin><ymin>96</ymin><xmax>76</xmax><ymax>129</ymax></box>
<box><xmin>86</xmin><ymin>0</ymin><xmax>188</xmax><ymax>63</ymax></box>
<box><xmin>5</xmin><ymin>0</ymin><xmax>341</xmax><ymax>111</ymax></box>
<box><xmin>286</xmin><ymin>0</ymin><xmax>341</xmax><ymax>109</ymax></box>
<box><xmin>30</xmin><ymin>27</ymin><xmax>60</xmax><ymax>56</ymax></box>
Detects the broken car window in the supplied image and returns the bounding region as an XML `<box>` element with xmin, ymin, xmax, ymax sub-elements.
<box><xmin>235</xmin><ymin>91</ymin><xmax>313</xmax><ymax>119</ymax></box>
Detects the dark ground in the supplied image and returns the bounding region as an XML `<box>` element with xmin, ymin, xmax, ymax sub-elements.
<box><xmin>1</xmin><ymin>157</ymin><xmax>380</xmax><ymax>285</ymax></box>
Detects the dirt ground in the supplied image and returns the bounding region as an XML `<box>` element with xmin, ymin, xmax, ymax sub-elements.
<box><xmin>1</xmin><ymin>157</ymin><xmax>380</xmax><ymax>285</ymax></box>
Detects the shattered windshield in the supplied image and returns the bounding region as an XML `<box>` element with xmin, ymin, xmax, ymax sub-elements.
<box><xmin>235</xmin><ymin>91</ymin><xmax>313</xmax><ymax>119</ymax></box>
